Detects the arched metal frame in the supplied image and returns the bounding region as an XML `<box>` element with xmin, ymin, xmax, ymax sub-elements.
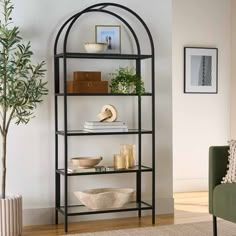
<box><xmin>54</xmin><ymin>3</ymin><xmax>155</xmax><ymax>232</ymax></box>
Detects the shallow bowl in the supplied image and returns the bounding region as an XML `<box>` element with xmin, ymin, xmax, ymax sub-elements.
<box><xmin>74</xmin><ymin>188</ymin><xmax>135</xmax><ymax>210</ymax></box>
<box><xmin>84</xmin><ymin>43</ymin><xmax>107</xmax><ymax>53</ymax></box>
<box><xmin>71</xmin><ymin>157</ymin><xmax>103</xmax><ymax>168</ymax></box>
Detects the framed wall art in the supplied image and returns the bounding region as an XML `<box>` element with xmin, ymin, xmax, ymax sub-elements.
<box><xmin>184</xmin><ymin>47</ymin><xmax>218</xmax><ymax>94</ymax></box>
<box><xmin>95</xmin><ymin>25</ymin><xmax>121</xmax><ymax>53</ymax></box>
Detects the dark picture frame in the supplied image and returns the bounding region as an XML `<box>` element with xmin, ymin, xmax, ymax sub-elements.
<box><xmin>184</xmin><ymin>47</ymin><xmax>218</xmax><ymax>94</ymax></box>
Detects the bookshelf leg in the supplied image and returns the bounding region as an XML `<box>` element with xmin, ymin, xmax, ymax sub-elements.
<box><xmin>64</xmin><ymin>215</ymin><xmax>68</xmax><ymax>232</ymax></box>
<box><xmin>55</xmin><ymin>210</ymin><xmax>58</xmax><ymax>225</ymax></box>
<box><xmin>136</xmin><ymin>171</ymin><xmax>141</xmax><ymax>218</ymax></box>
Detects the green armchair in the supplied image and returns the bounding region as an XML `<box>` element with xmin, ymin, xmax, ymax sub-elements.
<box><xmin>209</xmin><ymin>146</ymin><xmax>236</xmax><ymax>236</ymax></box>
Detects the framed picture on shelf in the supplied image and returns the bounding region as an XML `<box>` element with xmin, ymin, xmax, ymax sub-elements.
<box><xmin>184</xmin><ymin>47</ymin><xmax>218</xmax><ymax>94</ymax></box>
<box><xmin>95</xmin><ymin>25</ymin><xmax>121</xmax><ymax>53</ymax></box>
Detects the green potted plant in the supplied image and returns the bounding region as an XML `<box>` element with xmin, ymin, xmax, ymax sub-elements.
<box><xmin>110</xmin><ymin>67</ymin><xmax>145</xmax><ymax>95</ymax></box>
<box><xmin>0</xmin><ymin>0</ymin><xmax>48</xmax><ymax>235</ymax></box>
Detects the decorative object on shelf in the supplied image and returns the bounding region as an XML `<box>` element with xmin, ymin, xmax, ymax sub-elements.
<box><xmin>114</xmin><ymin>154</ymin><xmax>127</xmax><ymax>169</ymax></box>
<box><xmin>0</xmin><ymin>1</ymin><xmax>48</xmax><ymax>235</ymax></box>
<box><xmin>68</xmin><ymin>167</ymin><xmax>96</xmax><ymax>173</ymax></box>
<box><xmin>97</xmin><ymin>108</ymin><xmax>113</xmax><ymax>122</ymax></box>
<box><xmin>84</xmin><ymin>43</ymin><xmax>107</xmax><ymax>53</ymax></box>
<box><xmin>85</xmin><ymin>121</ymin><xmax>125</xmax><ymax>126</ymax></box>
<box><xmin>83</xmin><ymin>120</ymin><xmax>128</xmax><ymax>132</ymax></box>
<box><xmin>110</xmin><ymin>67</ymin><xmax>145</xmax><ymax>95</ymax></box>
<box><xmin>96</xmin><ymin>25</ymin><xmax>121</xmax><ymax>53</ymax></box>
<box><xmin>113</xmin><ymin>144</ymin><xmax>136</xmax><ymax>169</ymax></box>
<box><xmin>84</xmin><ymin>105</ymin><xmax>128</xmax><ymax>132</ymax></box>
<box><xmin>67</xmin><ymin>70</ymin><xmax>108</xmax><ymax>94</ymax></box>
<box><xmin>97</xmin><ymin>104</ymin><xmax>118</xmax><ymax>122</ymax></box>
<box><xmin>120</xmin><ymin>144</ymin><xmax>136</xmax><ymax>168</ymax></box>
<box><xmin>73</xmin><ymin>71</ymin><xmax>101</xmax><ymax>81</ymax></box>
<box><xmin>68</xmin><ymin>166</ymin><xmax>111</xmax><ymax>173</ymax></box>
<box><xmin>184</xmin><ymin>47</ymin><xmax>218</xmax><ymax>94</ymax></box>
<box><xmin>74</xmin><ymin>188</ymin><xmax>135</xmax><ymax>210</ymax></box>
<box><xmin>67</xmin><ymin>81</ymin><xmax>108</xmax><ymax>94</ymax></box>
<box><xmin>71</xmin><ymin>157</ymin><xmax>103</xmax><ymax>168</ymax></box>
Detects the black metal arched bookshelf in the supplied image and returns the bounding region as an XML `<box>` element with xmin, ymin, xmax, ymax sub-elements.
<box><xmin>54</xmin><ymin>3</ymin><xmax>155</xmax><ymax>232</ymax></box>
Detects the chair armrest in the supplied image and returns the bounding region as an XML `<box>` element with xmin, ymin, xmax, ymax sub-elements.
<box><xmin>209</xmin><ymin>146</ymin><xmax>229</xmax><ymax>214</ymax></box>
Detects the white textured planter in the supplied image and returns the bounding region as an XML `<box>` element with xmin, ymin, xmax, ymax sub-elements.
<box><xmin>0</xmin><ymin>195</ymin><xmax>22</xmax><ymax>236</ymax></box>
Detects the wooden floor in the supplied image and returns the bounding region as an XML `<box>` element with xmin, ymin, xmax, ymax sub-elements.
<box><xmin>23</xmin><ymin>192</ymin><xmax>211</xmax><ymax>236</ymax></box>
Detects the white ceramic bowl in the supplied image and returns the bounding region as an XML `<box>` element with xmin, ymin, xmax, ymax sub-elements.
<box><xmin>71</xmin><ymin>157</ymin><xmax>103</xmax><ymax>168</ymax></box>
<box><xmin>74</xmin><ymin>188</ymin><xmax>135</xmax><ymax>210</ymax></box>
<box><xmin>84</xmin><ymin>43</ymin><xmax>107</xmax><ymax>53</ymax></box>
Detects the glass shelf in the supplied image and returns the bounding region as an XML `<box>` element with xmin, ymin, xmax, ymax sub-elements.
<box><xmin>56</xmin><ymin>165</ymin><xmax>153</xmax><ymax>176</ymax></box>
<box><xmin>55</xmin><ymin>52</ymin><xmax>152</xmax><ymax>60</ymax></box>
<box><xmin>55</xmin><ymin>92</ymin><xmax>153</xmax><ymax>97</ymax></box>
<box><xmin>57</xmin><ymin>201</ymin><xmax>152</xmax><ymax>216</ymax></box>
<box><xmin>56</xmin><ymin>129</ymin><xmax>153</xmax><ymax>136</ymax></box>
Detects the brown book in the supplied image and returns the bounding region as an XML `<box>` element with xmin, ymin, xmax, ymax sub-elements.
<box><xmin>73</xmin><ymin>71</ymin><xmax>101</xmax><ymax>81</ymax></box>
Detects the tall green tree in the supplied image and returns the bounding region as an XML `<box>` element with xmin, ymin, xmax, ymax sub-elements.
<box><xmin>0</xmin><ymin>0</ymin><xmax>48</xmax><ymax>198</ymax></box>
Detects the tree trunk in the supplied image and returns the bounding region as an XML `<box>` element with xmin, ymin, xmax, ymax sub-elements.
<box><xmin>1</xmin><ymin>133</ymin><xmax>7</xmax><ymax>199</ymax></box>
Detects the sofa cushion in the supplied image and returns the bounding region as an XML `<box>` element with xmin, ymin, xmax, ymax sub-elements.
<box><xmin>213</xmin><ymin>183</ymin><xmax>236</xmax><ymax>223</ymax></box>
<box><xmin>222</xmin><ymin>140</ymin><xmax>236</xmax><ymax>183</ymax></box>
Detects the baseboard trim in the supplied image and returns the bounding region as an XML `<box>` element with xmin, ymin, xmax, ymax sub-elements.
<box><xmin>173</xmin><ymin>178</ymin><xmax>208</xmax><ymax>192</ymax></box>
<box><xmin>23</xmin><ymin>197</ymin><xmax>174</xmax><ymax>226</ymax></box>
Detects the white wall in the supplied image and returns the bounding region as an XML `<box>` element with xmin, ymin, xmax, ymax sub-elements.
<box><xmin>231</xmin><ymin>1</ymin><xmax>236</xmax><ymax>138</ymax></box>
<box><xmin>173</xmin><ymin>0</ymin><xmax>231</xmax><ymax>192</ymax></box>
<box><xmin>0</xmin><ymin>0</ymin><xmax>173</xmax><ymax>225</ymax></box>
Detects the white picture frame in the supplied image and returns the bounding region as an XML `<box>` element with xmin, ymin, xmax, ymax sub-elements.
<box><xmin>95</xmin><ymin>25</ymin><xmax>121</xmax><ymax>53</ymax></box>
<box><xmin>184</xmin><ymin>47</ymin><xmax>218</xmax><ymax>94</ymax></box>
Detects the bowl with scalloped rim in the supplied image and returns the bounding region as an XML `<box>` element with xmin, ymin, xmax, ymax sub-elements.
<box><xmin>74</xmin><ymin>188</ymin><xmax>135</xmax><ymax>210</ymax></box>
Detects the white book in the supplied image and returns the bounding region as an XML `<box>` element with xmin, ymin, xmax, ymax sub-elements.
<box><xmin>84</xmin><ymin>124</ymin><xmax>128</xmax><ymax>129</ymax></box>
<box><xmin>83</xmin><ymin>128</ymin><xmax>128</xmax><ymax>133</ymax></box>
<box><xmin>67</xmin><ymin>166</ymin><xmax>107</xmax><ymax>173</ymax></box>
<box><xmin>67</xmin><ymin>167</ymin><xmax>96</xmax><ymax>173</ymax></box>
<box><xmin>84</xmin><ymin>121</ymin><xmax>125</xmax><ymax>126</ymax></box>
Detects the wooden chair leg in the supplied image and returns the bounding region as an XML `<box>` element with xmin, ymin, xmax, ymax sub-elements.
<box><xmin>213</xmin><ymin>216</ymin><xmax>217</xmax><ymax>236</ymax></box>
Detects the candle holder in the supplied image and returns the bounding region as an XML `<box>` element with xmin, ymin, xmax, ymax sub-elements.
<box><xmin>113</xmin><ymin>154</ymin><xmax>126</xmax><ymax>169</ymax></box>
<box><xmin>120</xmin><ymin>144</ymin><xmax>136</xmax><ymax>169</ymax></box>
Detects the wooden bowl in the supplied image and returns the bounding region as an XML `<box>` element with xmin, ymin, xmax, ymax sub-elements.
<box><xmin>71</xmin><ymin>157</ymin><xmax>103</xmax><ymax>168</ymax></box>
<box><xmin>84</xmin><ymin>43</ymin><xmax>107</xmax><ymax>53</ymax></box>
<box><xmin>74</xmin><ymin>188</ymin><xmax>135</xmax><ymax>210</ymax></box>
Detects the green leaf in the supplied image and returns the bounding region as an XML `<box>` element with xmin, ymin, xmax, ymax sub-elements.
<box><xmin>0</xmin><ymin>0</ymin><xmax>48</xmax><ymax>127</ymax></box>
<box><xmin>110</xmin><ymin>67</ymin><xmax>145</xmax><ymax>95</ymax></box>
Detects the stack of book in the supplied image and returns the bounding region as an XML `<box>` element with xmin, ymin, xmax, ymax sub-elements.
<box><xmin>83</xmin><ymin>121</ymin><xmax>128</xmax><ymax>133</ymax></box>
<box><xmin>67</xmin><ymin>166</ymin><xmax>112</xmax><ymax>173</ymax></box>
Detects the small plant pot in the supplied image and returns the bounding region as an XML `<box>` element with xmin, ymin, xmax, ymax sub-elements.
<box><xmin>0</xmin><ymin>195</ymin><xmax>22</xmax><ymax>236</ymax></box>
<box><xmin>117</xmin><ymin>82</ymin><xmax>136</xmax><ymax>94</ymax></box>
<box><xmin>110</xmin><ymin>67</ymin><xmax>145</xmax><ymax>95</ymax></box>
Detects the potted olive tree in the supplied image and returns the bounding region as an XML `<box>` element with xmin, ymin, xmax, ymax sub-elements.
<box><xmin>0</xmin><ymin>0</ymin><xmax>48</xmax><ymax>235</ymax></box>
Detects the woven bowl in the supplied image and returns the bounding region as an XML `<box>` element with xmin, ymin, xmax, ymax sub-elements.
<box><xmin>74</xmin><ymin>188</ymin><xmax>135</xmax><ymax>210</ymax></box>
<box><xmin>71</xmin><ymin>157</ymin><xmax>103</xmax><ymax>168</ymax></box>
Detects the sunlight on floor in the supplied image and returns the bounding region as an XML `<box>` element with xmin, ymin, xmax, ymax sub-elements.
<box><xmin>173</xmin><ymin>191</ymin><xmax>212</xmax><ymax>224</ymax></box>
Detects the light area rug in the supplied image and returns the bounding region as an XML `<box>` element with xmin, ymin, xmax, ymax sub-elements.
<box><xmin>66</xmin><ymin>220</ymin><xmax>236</xmax><ymax>236</ymax></box>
